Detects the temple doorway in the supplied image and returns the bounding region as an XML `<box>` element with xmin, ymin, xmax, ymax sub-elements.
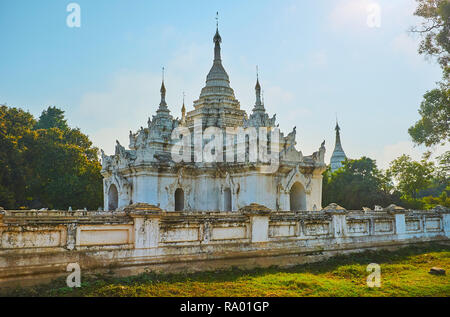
<box><xmin>289</xmin><ymin>182</ymin><xmax>306</xmax><ymax>211</ymax></box>
<box><xmin>224</xmin><ymin>188</ymin><xmax>232</xmax><ymax>211</ymax></box>
<box><xmin>108</xmin><ymin>184</ymin><xmax>118</xmax><ymax>211</ymax></box>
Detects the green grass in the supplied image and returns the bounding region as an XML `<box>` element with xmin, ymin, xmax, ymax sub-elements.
<box><xmin>6</xmin><ymin>243</ymin><xmax>450</xmax><ymax>297</ymax></box>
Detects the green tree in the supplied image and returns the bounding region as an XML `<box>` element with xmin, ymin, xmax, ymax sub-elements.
<box><xmin>388</xmin><ymin>155</ymin><xmax>435</xmax><ymax>200</ymax></box>
<box><xmin>34</xmin><ymin>106</ymin><xmax>69</xmax><ymax>131</ymax></box>
<box><xmin>28</xmin><ymin>128</ymin><xmax>103</xmax><ymax>209</ymax></box>
<box><xmin>0</xmin><ymin>105</ymin><xmax>103</xmax><ymax>210</ymax></box>
<box><xmin>0</xmin><ymin>105</ymin><xmax>36</xmax><ymax>208</ymax></box>
<box><xmin>322</xmin><ymin>157</ymin><xmax>400</xmax><ymax>210</ymax></box>
<box><xmin>409</xmin><ymin>0</ymin><xmax>450</xmax><ymax>148</ymax></box>
<box><xmin>412</xmin><ymin>0</ymin><xmax>450</xmax><ymax>80</ymax></box>
<box><xmin>408</xmin><ymin>87</ymin><xmax>450</xmax><ymax>147</ymax></box>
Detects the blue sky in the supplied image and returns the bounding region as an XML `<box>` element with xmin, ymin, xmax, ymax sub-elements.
<box><xmin>0</xmin><ymin>0</ymin><xmax>448</xmax><ymax>168</ymax></box>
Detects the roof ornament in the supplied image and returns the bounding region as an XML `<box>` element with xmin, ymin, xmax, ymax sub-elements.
<box><xmin>181</xmin><ymin>92</ymin><xmax>186</xmax><ymax>122</ymax></box>
<box><xmin>335</xmin><ymin>113</ymin><xmax>340</xmax><ymax>132</ymax></box>
<box><xmin>159</xmin><ymin>66</ymin><xmax>167</xmax><ymax>108</ymax></box>
<box><xmin>255</xmin><ymin>65</ymin><xmax>261</xmax><ymax>91</ymax></box>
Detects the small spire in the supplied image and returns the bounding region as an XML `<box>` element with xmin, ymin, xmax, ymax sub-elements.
<box><xmin>159</xmin><ymin>67</ymin><xmax>167</xmax><ymax>107</ymax></box>
<box><xmin>334</xmin><ymin>118</ymin><xmax>342</xmax><ymax>148</ymax></box>
<box><xmin>335</xmin><ymin>114</ymin><xmax>340</xmax><ymax>132</ymax></box>
<box><xmin>216</xmin><ymin>11</ymin><xmax>219</xmax><ymax>29</ymax></box>
<box><xmin>255</xmin><ymin>65</ymin><xmax>261</xmax><ymax>91</ymax></box>
<box><xmin>213</xmin><ymin>12</ymin><xmax>222</xmax><ymax>62</ymax></box>
<box><xmin>181</xmin><ymin>92</ymin><xmax>186</xmax><ymax>118</ymax></box>
<box><xmin>253</xmin><ymin>68</ymin><xmax>264</xmax><ymax>112</ymax></box>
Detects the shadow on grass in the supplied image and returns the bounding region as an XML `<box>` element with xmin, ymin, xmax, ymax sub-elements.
<box><xmin>5</xmin><ymin>242</ymin><xmax>450</xmax><ymax>297</ymax></box>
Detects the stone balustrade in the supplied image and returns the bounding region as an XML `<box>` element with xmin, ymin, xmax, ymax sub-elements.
<box><xmin>0</xmin><ymin>204</ymin><xmax>449</xmax><ymax>291</ymax></box>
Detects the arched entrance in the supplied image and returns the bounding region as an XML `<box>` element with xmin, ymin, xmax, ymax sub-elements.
<box><xmin>290</xmin><ymin>182</ymin><xmax>306</xmax><ymax>211</ymax></box>
<box><xmin>224</xmin><ymin>188</ymin><xmax>232</xmax><ymax>211</ymax></box>
<box><xmin>175</xmin><ymin>188</ymin><xmax>184</xmax><ymax>211</ymax></box>
<box><xmin>108</xmin><ymin>184</ymin><xmax>118</xmax><ymax>211</ymax></box>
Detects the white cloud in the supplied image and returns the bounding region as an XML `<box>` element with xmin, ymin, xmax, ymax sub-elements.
<box><xmin>329</xmin><ymin>0</ymin><xmax>375</xmax><ymax>30</ymax></box>
<box><xmin>369</xmin><ymin>141</ymin><xmax>449</xmax><ymax>170</ymax></box>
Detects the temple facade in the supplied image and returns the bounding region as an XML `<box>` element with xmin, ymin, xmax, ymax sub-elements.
<box><xmin>101</xmin><ymin>26</ymin><xmax>327</xmax><ymax>212</ymax></box>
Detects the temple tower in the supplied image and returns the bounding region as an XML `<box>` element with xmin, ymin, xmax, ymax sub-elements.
<box><xmin>330</xmin><ymin>120</ymin><xmax>347</xmax><ymax>172</ymax></box>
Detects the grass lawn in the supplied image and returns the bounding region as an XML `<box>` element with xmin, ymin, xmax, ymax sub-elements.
<box><xmin>7</xmin><ymin>243</ymin><xmax>450</xmax><ymax>297</ymax></box>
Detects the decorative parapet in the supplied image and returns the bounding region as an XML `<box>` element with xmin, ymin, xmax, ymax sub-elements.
<box><xmin>432</xmin><ymin>205</ymin><xmax>450</xmax><ymax>213</ymax></box>
<box><xmin>124</xmin><ymin>203</ymin><xmax>162</xmax><ymax>217</ymax></box>
<box><xmin>239</xmin><ymin>204</ymin><xmax>271</xmax><ymax>243</ymax></box>
<box><xmin>0</xmin><ymin>206</ymin><xmax>449</xmax><ymax>290</ymax></box>
<box><xmin>239</xmin><ymin>203</ymin><xmax>271</xmax><ymax>216</ymax></box>
<box><xmin>322</xmin><ymin>203</ymin><xmax>347</xmax><ymax>214</ymax></box>
<box><xmin>384</xmin><ymin>204</ymin><xmax>406</xmax><ymax>214</ymax></box>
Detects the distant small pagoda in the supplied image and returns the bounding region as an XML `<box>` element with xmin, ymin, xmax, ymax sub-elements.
<box><xmin>330</xmin><ymin>120</ymin><xmax>347</xmax><ymax>172</ymax></box>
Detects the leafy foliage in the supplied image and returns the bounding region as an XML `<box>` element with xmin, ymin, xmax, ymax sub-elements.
<box><xmin>388</xmin><ymin>154</ymin><xmax>435</xmax><ymax>199</ymax></box>
<box><xmin>322</xmin><ymin>157</ymin><xmax>401</xmax><ymax>210</ymax></box>
<box><xmin>34</xmin><ymin>106</ymin><xmax>69</xmax><ymax>131</ymax></box>
<box><xmin>0</xmin><ymin>105</ymin><xmax>102</xmax><ymax>210</ymax></box>
<box><xmin>409</xmin><ymin>0</ymin><xmax>450</xmax><ymax>147</ymax></box>
<box><xmin>408</xmin><ymin>87</ymin><xmax>450</xmax><ymax>147</ymax></box>
<box><xmin>412</xmin><ymin>0</ymin><xmax>450</xmax><ymax>80</ymax></box>
<box><xmin>388</xmin><ymin>154</ymin><xmax>449</xmax><ymax>209</ymax></box>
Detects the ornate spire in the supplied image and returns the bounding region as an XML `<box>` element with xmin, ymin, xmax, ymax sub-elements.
<box><xmin>156</xmin><ymin>67</ymin><xmax>171</xmax><ymax>117</ymax></box>
<box><xmin>201</xmin><ymin>12</ymin><xmax>231</xmax><ymax>95</ymax></box>
<box><xmin>253</xmin><ymin>66</ymin><xmax>265</xmax><ymax>113</ymax></box>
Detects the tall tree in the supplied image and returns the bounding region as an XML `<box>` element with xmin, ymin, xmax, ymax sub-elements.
<box><xmin>409</xmin><ymin>0</ymin><xmax>450</xmax><ymax>147</ymax></box>
<box><xmin>388</xmin><ymin>154</ymin><xmax>435</xmax><ymax>200</ymax></box>
<box><xmin>0</xmin><ymin>105</ymin><xmax>36</xmax><ymax>209</ymax></box>
<box><xmin>408</xmin><ymin>86</ymin><xmax>450</xmax><ymax>146</ymax></box>
<box><xmin>0</xmin><ymin>105</ymin><xmax>103</xmax><ymax>210</ymax></box>
<box><xmin>412</xmin><ymin>0</ymin><xmax>450</xmax><ymax>80</ymax></box>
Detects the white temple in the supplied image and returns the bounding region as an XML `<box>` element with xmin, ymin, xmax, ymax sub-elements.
<box><xmin>101</xmin><ymin>25</ymin><xmax>327</xmax><ymax>212</ymax></box>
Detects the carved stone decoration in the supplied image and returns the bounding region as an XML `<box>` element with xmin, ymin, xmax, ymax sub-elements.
<box><xmin>165</xmin><ymin>168</ymin><xmax>193</xmax><ymax>211</ymax></box>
